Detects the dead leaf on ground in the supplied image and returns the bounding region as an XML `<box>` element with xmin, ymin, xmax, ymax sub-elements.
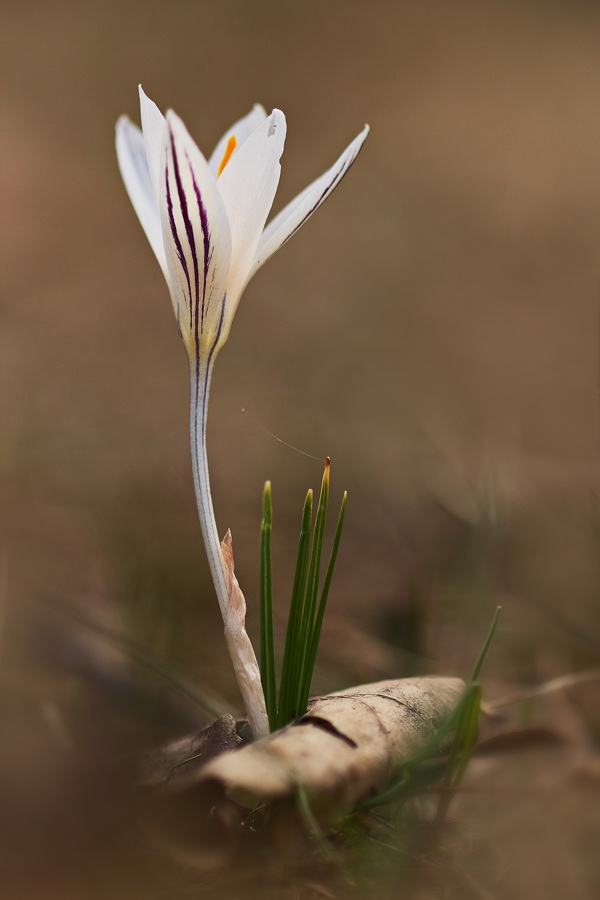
<box><xmin>199</xmin><ymin>676</ymin><xmax>465</xmax><ymax>814</ymax></box>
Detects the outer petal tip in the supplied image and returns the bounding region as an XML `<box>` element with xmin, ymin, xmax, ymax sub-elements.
<box><xmin>139</xmin><ymin>86</ymin><xmax>166</xmax><ymax>129</ymax></box>
<box><xmin>115</xmin><ymin>113</ymin><xmax>132</xmax><ymax>136</ymax></box>
<box><xmin>164</xmin><ymin>108</ymin><xmax>183</xmax><ymax>130</ymax></box>
<box><xmin>166</xmin><ymin>110</ymin><xmax>213</xmax><ymax>177</ymax></box>
<box><xmin>351</xmin><ymin>124</ymin><xmax>370</xmax><ymax>156</ymax></box>
<box><xmin>268</xmin><ymin>108</ymin><xmax>286</xmax><ymax>138</ymax></box>
<box><xmin>138</xmin><ymin>84</ymin><xmax>153</xmax><ymax>109</ymax></box>
<box><xmin>165</xmin><ymin>109</ymin><xmax>190</xmax><ymax>145</ymax></box>
<box><xmin>116</xmin><ymin>107</ymin><xmax>167</xmax><ymax>278</ymax></box>
<box><xmin>164</xmin><ymin>109</ymin><xmax>183</xmax><ymax>139</ymax></box>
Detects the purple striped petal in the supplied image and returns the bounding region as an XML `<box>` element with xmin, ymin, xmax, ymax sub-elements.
<box><xmin>249</xmin><ymin>125</ymin><xmax>369</xmax><ymax>281</ymax></box>
<box><xmin>160</xmin><ymin>112</ymin><xmax>232</xmax><ymax>356</ymax></box>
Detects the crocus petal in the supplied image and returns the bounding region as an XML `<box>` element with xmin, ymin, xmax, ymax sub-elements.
<box><xmin>208</xmin><ymin>104</ymin><xmax>268</xmax><ymax>176</ymax></box>
<box><xmin>217</xmin><ymin>109</ymin><xmax>286</xmax><ymax>310</ymax></box>
<box><xmin>160</xmin><ymin>111</ymin><xmax>232</xmax><ymax>357</ymax></box>
<box><xmin>249</xmin><ymin>124</ymin><xmax>370</xmax><ymax>281</ymax></box>
<box><xmin>116</xmin><ymin>115</ymin><xmax>168</xmax><ymax>277</ymax></box>
<box><xmin>139</xmin><ymin>85</ymin><xmax>167</xmax><ymax>202</ymax></box>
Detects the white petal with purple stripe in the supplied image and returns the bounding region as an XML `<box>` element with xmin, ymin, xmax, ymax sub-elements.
<box><xmin>249</xmin><ymin>124</ymin><xmax>370</xmax><ymax>281</ymax></box>
<box><xmin>160</xmin><ymin>112</ymin><xmax>232</xmax><ymax>354</ymax></box>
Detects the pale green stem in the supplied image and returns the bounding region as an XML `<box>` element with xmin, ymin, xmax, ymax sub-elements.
<box><xmin>189</xmin><ymin>357</ymin><xmax>269</xmax><ymax>738</ymax></box>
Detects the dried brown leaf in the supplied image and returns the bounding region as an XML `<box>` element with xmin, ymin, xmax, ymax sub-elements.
<box><xmin>201</xmin><ymin>676</ymin><xmax>465</xmax><ymax>813</ymax></box>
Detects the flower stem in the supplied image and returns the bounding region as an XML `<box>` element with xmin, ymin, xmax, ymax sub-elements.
<box><xmin>189</xmin><ymin>358</ymin><xmax>269</xmax><ymax>738</ymax></box>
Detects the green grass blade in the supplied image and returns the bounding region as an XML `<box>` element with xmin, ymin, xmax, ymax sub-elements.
<box><xmin>259</xmin><ymin>481</ymin><xmax>277</xmax><ymax>730</ymax></box>
<box><xmin>295</xmin><ymin>784</ymin><xmax>340</xmax><ymax>866</ymax></box>
<box><xmin>299</xmin><ymin>490</ymin><xmax>348</xmax><ymax>714</ymax></box>
<box><xmin>296</xmin><ymin>459</ymin><xmax>331</xmax><ymax>712</ymax></box>
<box><xmin>442</xmin><ymin>682</ymin><xmax>480</xmax><ymax>788</ymax></box>
<box><xmin>433</xmin><ymin>682</ymin><xmax>482</xmax><ymax>824</ymax></box>
<box><xmin>452</xmin><ymin>683</ymin><xmax>482</xmax><ymax>785</ymax></box>
<box><xmin>360</xmin><ymin>685</ymin><xmax>477</xmax><ymax>809</ymax></box>
<box><xmin>470</xmin><ymin>605</ymin><xmax>501</xmax><ymax>681</ymax></box>
<box><xmin>277</xmin><ymin>489</ymin><xmax>313</xmax><ymax>728</ymax></box>
<box><xmin>363</xmin><ymin>606</ymin><xmax>501</xmax><ymax>810</ymax></box>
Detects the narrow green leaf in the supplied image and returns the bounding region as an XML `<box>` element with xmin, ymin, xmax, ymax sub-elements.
<box><xmin>360</xmin><ymin>685</ymin><xmax>477</xmax><ymax>809</ymax></box>
<box><xmin>363</xmin><ymin>606</ymin><xmax>500</xmax><ymax>811</ymax></box>
<box><xmin>442</xmin><ymin>683</ymin><xmax>479</xmax><ymax>787</ymax></box>
<box><xmin>260</xmin><ymin>481</ymin><xmax>277</xmax><ymax>730</ymax></box>
<box><xmin>452</xmin><ymin>683</ymin><xmax>482</xmax><ymax>786</ymax></box>
<box><xmin>277</xmin><ymin>489</ymin><xmax>313</xmax><ymax>728</ymax></box>
<box><xmin>299</xmin><ymin>490</ymin><xmax>348</xmax><ymax>714</ymax></box>
<box><xmin>295</xmin><ymin>784</ymin><xmax>340</xmax><ymax>865</ymax></box>
<box><xmin>296</xmin><ymin>459</ymin><xmax>330</xmax><ymax>712</ymax></box>
<box><xmin>470</xmin><ymin>605</ymin><xmax>501</xmax><ymax>682</ymax></box>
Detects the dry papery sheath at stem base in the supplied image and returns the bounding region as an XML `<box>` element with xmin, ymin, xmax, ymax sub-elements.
<box><xmin>198</xmin><ymin>676</ymin><xmax>465</xmax><ymax>815</ymax></box>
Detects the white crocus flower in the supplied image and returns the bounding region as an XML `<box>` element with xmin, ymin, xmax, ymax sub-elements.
<box><xmin>116</xmin><ymin>87</ymin><xmax>368</xmax><ymax>737</ymax></box>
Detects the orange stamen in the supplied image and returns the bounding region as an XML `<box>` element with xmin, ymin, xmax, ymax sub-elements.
<box><xmin>217</xmin><ymin>135</ymin><xmax>237</xmax><ymax>177</ymax></box>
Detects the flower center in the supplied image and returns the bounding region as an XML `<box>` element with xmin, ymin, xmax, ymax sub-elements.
<box><xmin>217</xmin><ymin>135</ymin><xmax>237</xmax><ymax>177</ymax></box>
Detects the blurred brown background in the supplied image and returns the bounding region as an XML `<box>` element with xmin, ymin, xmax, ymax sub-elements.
<box><xmin>2</xmin><ymin>0</ymin><xmax>600</xmax><ymax>897</ymax></box>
